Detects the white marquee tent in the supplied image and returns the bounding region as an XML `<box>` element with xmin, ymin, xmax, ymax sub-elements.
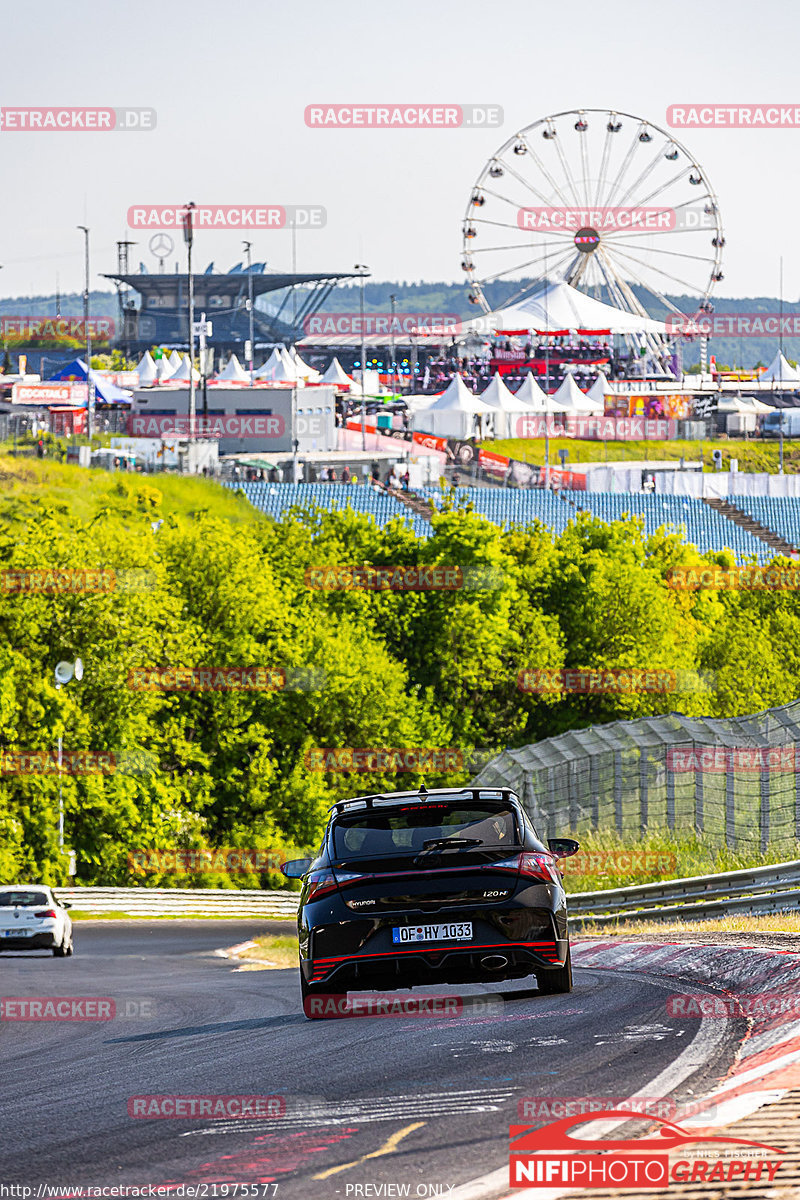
<box><xmin>320</xmin><ymin>357</ymin><xmax>354</xmax><ymax>388</ymax></box>
<box><xmin>462</xmin><ymin>279</ymin><xmax>667</xmax><ymax>337</ymax></box>
<box><xmin>216</xmin><ymin>354</ymin><xmax>249</xmax><ymax>383</ymax></box>
<box><xmin>136</xmin><ymin>351</ymin><xmax>157</xmax><ymax>386</ymax></box>
<box><xmin>169</xmin><ymin>354</ymin><xmax>200</xmax><ymax>383</ymax></box>
<box><xmin>289</xmin><ymin>346</ymin><xmax>322</xmax><ymax>382</ymax></box>
<box><xmin>410</xmin><ymin>373</ymin><xmax>494</xmax><ymax>439</ymax></box>
<box><xmin>480</xmin><ymin>373</ymin><xmax>532</xmax><ymax>438</ymax></box>
<box><xmin>761</xmin><ymin>351</ymin><xmax>800</xmax><ymax>383</ymax></box>
<box><xmin>586</xmin><ymin>370</ymin><xmax>613</xmax><ymax>408</ymax></box>
<box><xmin>551</xmin><ymin>372</ymin><xmax>600</xmax><ymax>413</ymax></box>
<box><xmin>168</xmin><ymin>350</ymin><xmax>183</xmax><ymax>371</ymax></box>
<box><xmin>513</xmin><ymin>373</ymin><xmax>550</xmax><ymax>412</ymax></box>
<box><xmin>155</xmin><ymin>357</ymin><xmax>175</xmax><ymax>382</ymax></box>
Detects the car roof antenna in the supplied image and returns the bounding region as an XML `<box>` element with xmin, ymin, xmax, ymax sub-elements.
<box><xmin>417</xmin><ymin>782</ymin><xmax>428</xmax><ymax>797</ymax></box>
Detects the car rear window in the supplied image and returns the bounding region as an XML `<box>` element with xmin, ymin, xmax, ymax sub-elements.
<box><xmin>332</xmin><ymin>801</ymin><xmax>520</xmax><ymax>859</ymax></box>
<box><xmin>0</xmin><ymin>891</ymin><xmax>49</xmax><ymax>907</ymax></box>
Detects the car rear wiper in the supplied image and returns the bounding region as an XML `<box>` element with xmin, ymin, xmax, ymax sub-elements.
<box><xmin>415</xmin><ymin>836</ymin><xmax>482</xmax><ymax>860</ymax></box>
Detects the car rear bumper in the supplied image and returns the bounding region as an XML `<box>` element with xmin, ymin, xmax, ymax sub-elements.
<box><xmin>303</xmin><ymin>936</ymin><xmax>569</xmax><ymax>989</ymax></box>
<box><xmin>0</xmin><ymin>932</ymin><xmax>57</xmax><ymax>950</ymax></box>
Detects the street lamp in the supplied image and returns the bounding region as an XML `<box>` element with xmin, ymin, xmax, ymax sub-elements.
<box><xmin>355</xmin><ymin>264</ymin><xmax>369</xmax><ymax>450</ymax></box>
<box><xmin>243</xmin><ymin>241</ymin><xmax>255</xmax><ymax>387</ymax></box>
<box><xmin>77</xmin><ymin>227</ymin><xmax>93</xmax><ymax>440</ymax></box>
<box><xmin>183</xmin><ymin>203</ymin><xmax>196</xmax><ymax>445</ymax></box>
<box><xmin>54</xmin><ymin>658</ymin><xmax>83</xmax><ymax>871</ymax></box>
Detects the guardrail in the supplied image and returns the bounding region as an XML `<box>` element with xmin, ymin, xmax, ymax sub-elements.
<box><xmin>55</xmin><ymin>860</ymin><xmax>800</xmax><ymax>924</ymax></box>
<box><xmin>54</xmin><ymin>886</ymin><xmax>300</xmax><ymax>917</ymax></box>
<box><xmin>566</xmin><ymin>858</ymin><xmax>800</xmax><ymax>925</ymax></box>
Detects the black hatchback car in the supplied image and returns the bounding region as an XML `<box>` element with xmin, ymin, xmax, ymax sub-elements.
<box><xmin>282</xmin><ymin>786</ymin><xmax>579</xmax><ymax>1017</ymax></box>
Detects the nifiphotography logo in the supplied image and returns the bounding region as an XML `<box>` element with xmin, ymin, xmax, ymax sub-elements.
<box><xmin>508</xmin><ymin>1110</ymin><xmax>783</xmax><ymax>1188</ymax></box>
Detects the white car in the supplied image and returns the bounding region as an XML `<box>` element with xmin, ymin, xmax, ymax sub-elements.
<box><xmin>0</xmin><ymin>886</ymin><xmax>73</xmax><ymax>956</ymax></box>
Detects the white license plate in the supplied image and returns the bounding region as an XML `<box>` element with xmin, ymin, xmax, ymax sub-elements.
<box><xmin>2</xmin><ymin>929</ymin><xmax>30</xmax><ymax>937</ymax></box>
<box><xmin>392</xmin><ymin>922</ymin><xmax>473</xmax><ymax>944</ymax></box>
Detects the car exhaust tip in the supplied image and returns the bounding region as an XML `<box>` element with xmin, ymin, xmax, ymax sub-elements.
<box><xmin>481</xmin><ymin>954</ymin><xmax>509</xmax><ymax>971</ymax></box>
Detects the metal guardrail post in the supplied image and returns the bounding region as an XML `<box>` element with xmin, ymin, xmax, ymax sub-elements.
<box><xmin>568</xmin><ymin>761</ymin><xmax>579</xmax><ymax>830</ymax></box>
<box><xmin>795</xmin><ymin>754</ymin><xmax>800</xmax><ymax>843</ymax></box>
<box><xmin>639</xmin><ymin>749</ymin><xmax>649</xmax><ymax>833</ymax></box>
<box><xmin>726</xmin><ymin>754</ymin><xmax>736</xmax><ymax>849</ymax></box>
<box><xmin>613</xmin><ymin>751</ymin><xmax>623</xmax><ymax>834</ymax></box>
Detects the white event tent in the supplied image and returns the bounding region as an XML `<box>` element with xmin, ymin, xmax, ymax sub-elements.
<box><xmin>586</xmin><ymin>370</ymin><xmax>613</xmax><ymax>408</ymax></box>
<box><xmin>480</xmin><ymin>373</ymin><xmax>533</xmax><ymax>438</ymax></box>
<box><xmin>169</xmin><ymin>354</ymin><xmax>200</xmax><ymax>383</ymax></box>
<box><xmin>168</xmin><ymin>350</ymin><xmax>183</xmax><ymax>371</ymax></box>
<box><xmin>462</xmin><ymin>279</ymin><xmax>667</xmax><ymax>337</ymax></box>
<box><xmin>155</xmin><ymin>357</ymin><xmax>175</xmax><ymax>382</ymax></box>
<box><xmin>216</xmin><ymin>354</ymin><xmax>249</xmax><ymax>383</ymax></box>
<box><xmin>761</xmin><ymin>351</ymin><xmax>800</xmax><ymax>383</ymax></box>
<box><xmin>410</xmin><ymin>373</ymin><xmax>495</xmax><ymax>439</ymax></box>
<box><xmin>289</xmin><ymin>346</ymin><xmax>322</xmax><ymax>382</ymax></box>
<box><xmin>136</xmin><ymin>352</ymin><xmax>157</xmax><ymax>386</ymax></box>
<box><xmin>513</xmin><ymin>373</ymin><xmax>550</xmax><ymax>411</ymax></box>
<box><xmin>551</xmin><ymin>372</ymin><xmax>600</xmax><ymax>413</ymax></box>
<box><xmin>320</xmin><ymin>357</ymin><xmax>354</xmax><ymax>389</ymax></box>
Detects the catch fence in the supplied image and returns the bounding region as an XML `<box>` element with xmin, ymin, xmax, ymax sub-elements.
<box><xmin>474</xmin><ymin>699</ymin><xmax>800</xmax><ymax>854</ymax></box>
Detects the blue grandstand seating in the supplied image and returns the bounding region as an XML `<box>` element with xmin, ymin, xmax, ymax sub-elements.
<box><xmin>727</xmin><ymin>497</ymin><xmax>800</xmax><ymax>553</ymax></box>
<box><xmin>420</xmin><ymin>488</ymin><xmax>773</xmax><ymax>564</ymax></box>
<box><xmin>225</xmin><ymin>482</ymin><xmax>432</xmax><ymax>539</ymax></box>
<box><xmin>228</xmin><ymin>482</ymin><xmax>777</xmax><ymax>564</ymax></box>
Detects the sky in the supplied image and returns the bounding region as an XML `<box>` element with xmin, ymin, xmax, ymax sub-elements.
<box><xmin>2</xmin><ymin>0</ymin><xmax>799</xmax><ymax>307</ymax></box>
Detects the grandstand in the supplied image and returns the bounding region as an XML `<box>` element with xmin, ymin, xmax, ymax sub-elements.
<box><xmin>422</xmin><ymin>488</ymin><xmax>773</xmax><ymax>563</ymax></box>
<box><xmin>230</xmin><ymin>481</ymin><xmax>783</xmax><ymax>565</ymax></box>
<box><xmin>228</xmin><ymin>481</ymin><xmax>432</xmax><ymax>538</ymax></box>
<box><xmin>727</xmin><ymin>496</ymin><xmax>800</xmax><ymax>554</ymax></box>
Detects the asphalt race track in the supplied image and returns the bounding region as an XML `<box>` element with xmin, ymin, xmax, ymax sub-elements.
<box><xmin>0</xmin><ymin>922</ymin><xmax>744</xmax><ymax>1199</ymax></box>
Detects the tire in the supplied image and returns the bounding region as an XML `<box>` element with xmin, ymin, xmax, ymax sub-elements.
<box><xmin>536</xmin><ymin>945</ymin><xmax>572</xmax><ymax>994</ymax></box>
<box><xmin>53</xmin><ymin>932</ymin><xmax>73</xmax><ymax>958</ymax></box>
<box><xmin>300</xmin><ymin>969</ymin><xmax>346</xmax><ymax>1020</ymax></box>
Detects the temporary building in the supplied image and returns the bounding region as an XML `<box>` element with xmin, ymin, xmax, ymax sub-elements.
<box><xmin>760</xmin><ymin>351</ymin><xmax>800</xmax><ymax>383</ymax></box>
<box><xmin>586</xmin><ymin>370</ymin><xmax>613</xmax><ymax>409</ymax></box>
<box><xmin>255</xmin><ymin>347</ymin><xmax>284</xmax><ymax>380</ymax></box>
<box><xmin>155</xmin><ymin>357</ymin><xmax>175</xmax><ymax>382</ymax></box>
<box><xmin>551</xmin><ymin>372</ymin><xmax>597</xmax><ymax>413</ymax></box>
<box><xmin>136</xmin><ymin>352</ymin><xmax>157</xmax><ymax>386</ymax></box>
<box><xmin>169</xmin><ymin>355</ymin><xmax>200</xmax><ymax>383</ymax></box>
<box><xmin>513</xmin><ymin>373</ymin><xmax>550</xmax><ymax>411</ymax></box>
<box><xmin>410</xmin><ymin>373</ymin><xmax>495</xmax><ymax>439</ymax></box>
<box><xmin>47</xmin><ymin>357</ymin><xmax>131</xmax><ymax>405</ymax></box>
<box><xmin>320</xmin><ymin>357</ymin><xmax>354</xmax><ymax>389</ymax></box>
<box><xmin>289</xmin><ymin>346</ymin><xmax>322</xmax><ymax>382</ymax></box>
<box><xmin>462</xmin><ymin>278</ymin><xmax>667</xmax><ymax>337</ymax></box>
<box><xmin>216</xmin><ymin>354</ymin><xmax>249</xmax><ymax>383</ymax></box>
<box><xmin>168</xmin><ymin>350</ymin><xmax>183</xmax><ymax>371</ymax></box>
<box><xmin>479</xmin><ymin>373</ymin><xmax>532</xmax><ymax>438</ymax></box>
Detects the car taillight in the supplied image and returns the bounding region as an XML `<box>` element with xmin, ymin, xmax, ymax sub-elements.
<box><xmin>519</xmin><ymin>852</ymin><xmax>561</xmax><ymax>885</ymax></box>
<box><xmin>306</xmin><ymin>870</ymin><xmax>339</xmax><ymax>901</ymax></box>
<box><xmin>35</xmin><ymin>910</ymin><xmax>57</xmax><ymax>919</ymax></box>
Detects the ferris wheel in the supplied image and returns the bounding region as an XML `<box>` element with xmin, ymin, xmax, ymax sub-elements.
<box><xmin>461</xmin><ymin>108</ymin><xmax>724</xmax><ymax>356</ymax></box>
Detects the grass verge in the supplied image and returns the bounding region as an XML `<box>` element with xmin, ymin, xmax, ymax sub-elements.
<box><xmin>485</xmin><ymin>437</ymin><xmax>799</xmax><ymax>474</ymax></box>
<box><xmin>575</xmin><ymin>914</ymin><xmax>800</xmax><ymax>936</ymax></box>
<box><xmin>246</xmin><ymin>934</ymin><xmax>299</xmax><ymax>968</ymax></box>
